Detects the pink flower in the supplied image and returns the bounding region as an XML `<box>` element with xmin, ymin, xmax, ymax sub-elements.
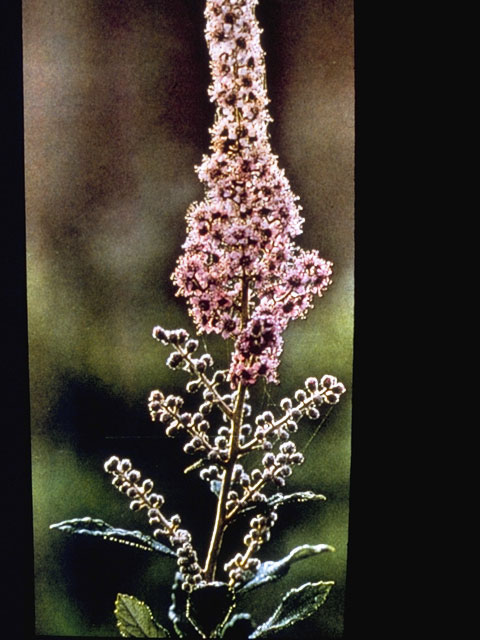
<box><xmin>172</xmin><ymin>0</ymin><xmax>332</xmax><ymax>387</ymax></box>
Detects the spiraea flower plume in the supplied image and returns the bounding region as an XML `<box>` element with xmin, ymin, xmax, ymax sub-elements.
<box><xmin>102</xmin><ymin>0</ymin><xmax>346</xmax><ymax>599</ymax></box>
<box><xmin>52</xmin><ymin>2</ymin><xmax>348</xmax><ymax>635</ymax></box>
<box><xmin>172</xmin><ymin>0</ymin><xmax>333</xmax><ymax>387</ymax></box>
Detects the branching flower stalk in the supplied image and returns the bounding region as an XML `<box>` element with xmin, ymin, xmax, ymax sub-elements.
<box><xmin>51</xmin><ymin>1</ymin><xmax>348</xmax><ymax>637</ymax></box>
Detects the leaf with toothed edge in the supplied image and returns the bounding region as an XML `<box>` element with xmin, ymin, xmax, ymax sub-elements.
<box><xmin>186</xmin><ymin>582</ymin><xmax>235</xmax><ymax>639</ymax></box>
<box><xmin>230</xmin><ymin>491</ymin><xmax>327</xmax><ymax>523</ymax></box>
<box><xmin>114</xmin><ymin>593</ymin><xmax>170</xmax><ymax>637</ymax></box>
<box><xmin>168</xmin><ymin>572</ymin><xmax>203</xmax><ymax>639</ymax></box>
<box><xmin>49</xmin><ymin>517</ymin><xmax>176</xmax><ymax>557</ymax></box>
<box><xmin>266</xmin><ymin>491</ymin><xmax>327</xmax><ymax>509</ymax></box>
<box><xmin>248</xmin><ymin>581</ymin><xmax>334</xmax><ymax>638</ymax></box>
<box><xmin>237</xmin><ymin>543</ymin><xmax>335</xmax><ymax>595</ymax></box>
<box><xmin>220</xmin><ymin>613</ymin><xmax>256</xmax><ymax>639</ymax></box>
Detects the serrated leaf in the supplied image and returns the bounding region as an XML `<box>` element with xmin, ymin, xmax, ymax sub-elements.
<box><xmin>249</xmin><ymin>581</ymin><xmax>334</xmax><ymax>638</ymax></box>
<box><xmin>220</xmin><ymin>613</ymin><xmax>255</xmax><ymax>639</ymax></box>
<box><xmin>235</xmin><ymin>491</ymin><xmax>326</xmax><ymax>521</ymax></box>
<box><xmin>50</xmin><ymin>517</ymin><xmax>176</xmax><ymax>557</ymax></box>
<box><xmin>168</xmin><ymin>572</ymin><xmax>202</xmax><ymax>639</ymax></box>
<box><xmin>238</xmin><ymin>543</ymin><xmax>334</xmax><ymax>595</ymax></box>
<box><xmin>115</xmin><ymin>593</ymin><xmax>170</xmax><ymax>637</ymax></box>
<box><xmin>266</xmin><ymin>491</ymin><xmax>327</xmax><ymax>509</ymax></box>
<box><xmin>187</xmin><ymin>582</ymin><xmax>235</xmax><ymax>638</ymax></box>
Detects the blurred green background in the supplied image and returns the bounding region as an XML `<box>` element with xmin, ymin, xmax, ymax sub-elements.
<box><xmin>23</xmin><ymin>0</ymin><xmax>354</xmax><ymax>637</ymax></box>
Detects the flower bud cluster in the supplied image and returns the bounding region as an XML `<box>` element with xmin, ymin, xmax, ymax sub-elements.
<box><xmin>169</xmin><ymin>527</ymin><xmax>206</xmax><ymax>593</ymax></box>
<box><xmin>104</xmin><ymin>455</ymin><xmax>204</xmax><ymax>593</ymax></box>
<box><xmin>152</xmin><ymin>325</ymin><xmax>214</xmax><ymax>377</ymax></box>
<box><xmin>224</xmin><ymin>510</ymin><xmax>278</xmax><ymax>587</ymax></box>
<box><xmin>244</xmin><ymin>374</ymin><xmax>347</xmax><ymax>453</ymax></box>
<box><xmin>104</xmin><ymin>456</ymin><xmax>171</xmax><ymax>521</ymax></box>
<box><xmin>152</xmin><ymin>324</ymin><xmax>238</xmax><ymax>421</ymax></box>
<box><xmin>148</xmin><ymin>388</ymin><xmax>215</xmax><ymax>458</ymax></box>
<box><xmin>260</xmin><ymin>441</ymin><xmax>304</xmax><ymax>488</ymax></box>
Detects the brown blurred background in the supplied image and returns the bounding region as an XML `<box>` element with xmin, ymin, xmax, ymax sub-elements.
<box><xmin>23</xmin><ymin>0</ymin><xmax>354</xmax><ymax>637</ymax></box>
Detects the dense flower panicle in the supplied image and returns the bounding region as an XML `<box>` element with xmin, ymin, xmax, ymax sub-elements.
<box><xmin>172</xmin><ymin>0</ymin><xmax>333</xmax><ymax>387</ymax></box>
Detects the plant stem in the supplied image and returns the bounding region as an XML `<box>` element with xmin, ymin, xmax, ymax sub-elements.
<box><xmin>203</xmin><ymin>276</ymin><xmax>250</xmax><ymax>581</ymax></box>
<box><xmin>203</xmin><ymin>383</ymin><xmax>246</xmax><ymax>581</ymax></box>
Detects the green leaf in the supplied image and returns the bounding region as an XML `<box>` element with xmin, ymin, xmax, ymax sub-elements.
<box><xmin>235</xmin><ymin>491</ymin><xmax>326</xmax><ymax>521</ymax></box>
<box><xmin>186</xmin><ymin>582</ymin><xmax>235</xmax><ymax>638</ymax></box>
<box><xmin>238</xmin><ymin>543</ymin><xmax>334</xmax><ymax>595</ymax></box>
<box><xmin>115</xmin><ymin>593</ymin><xmax>170</xmax><ymax>637</ymax></box>
<box><xmin>50</xmin><ymin>517</ymin><xmax>176</xmax><ymax>557</ymax></box>
<box><xmin>168</xmin><ymin>572</ymin><xmax>202</xmax><ymax>639</ymax></box>
<box><xmin>266</xmin><ymin>491</ymin><xmax>327</xmax><ymax>509</ymax></box>
<box><xmin>220</xmin><ymin>613</ymin><xmax>255</xmax><ymax>639</ymax></box>
<box><xmin>249</xmin><ymin>581</ymin><xmax>334</xmax><ymax>638</ymax></box>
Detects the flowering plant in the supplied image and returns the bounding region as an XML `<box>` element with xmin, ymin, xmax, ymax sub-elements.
<box><xmin>51</xmin><ymin>0</ymin><xmax>347</xmax><ymax>637</ymax></box>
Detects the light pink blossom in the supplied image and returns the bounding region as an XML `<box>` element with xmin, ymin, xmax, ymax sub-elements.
<box><xmin>172</xmin><ymin>0</ymin><xmax>332</xmax><ymax>387</ymax></box>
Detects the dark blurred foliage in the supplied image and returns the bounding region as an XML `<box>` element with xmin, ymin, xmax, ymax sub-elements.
<box><xmin>24</xmin><ymin>0</ymin><xmax>354</xmax><ymax>637</ymax></box>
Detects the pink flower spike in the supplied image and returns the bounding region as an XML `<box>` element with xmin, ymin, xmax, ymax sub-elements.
<box><xmin>171</xmin><ymin>0</ymin><xmax>334</xmax><ymax>387</ymax></box>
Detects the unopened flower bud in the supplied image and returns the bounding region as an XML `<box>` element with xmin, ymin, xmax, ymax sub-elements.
<box><xmin>149</xmin><ymin>493</ymin><xmax>165</xmax><ymax>507</ymax></box>
<box><xmin>186</xmin><ymin>380</ymin><xmax>201</xmax><ymax>394</ymax></box>
<box><xmin>320</xmin><ymin>375</ymin><xmax>337</xmax><ymax>389</ymax></box>
<box><xmin>212</xmin><ymin>370</ymin><xmax>226</xmax><ymax>384</ymax></box>
<box><xmin>170</xmin><ymin>514</ymin><xmax>182</xmax><ymax>528</ymax></box>
<box><xmin>251</xmin><ymin>468</ymin><xmax>263</xmax><ymax>482</ymax></box>
<box><xmin>152</xmin><ymin>326</ymin><xmax>168</xmax><ymax>343</ymax></box>
<box><xmin>262</xmin><ymin>453</ymin><xmax>275</xmax><ymax>468</ymax></box>
<box><xmin>286</xmin><ymin>420</ymin><xmax>298</xmax><ymax>433</ymax></box>
<box><xmin>167</xmin><ymin>352</ymin><xmax>184</xmax><ymax>369</ymax></box>
<box><xmin>142</xmin><ymin>479</ymin><xmax>154</xmax><ymax>493</ymax></box>
<box><xmin>305</xmin><ymin>377</ymin><xmax>319</xmax><ymax>392</ymax></box>
<box><xmin>280</xmin><ymin>441</ymin><xmax>296</xmax><ymax>454</ymax></box>
<box><xmin>203</xmin><ymin>389</ymin><xmax>215</xmax><ymax>402</ymax></box>
<box><xmin>262</xmin><ymin>411</ymin><xmax>274</xmax><ymax>424</ymax></box>
<box><xmin>290</xmin><ymin>452</ymin><xmax>305</xmax><ymax>465</ymax></box>
<box><xmin>199</xmin><ymin>401</ymin><xmax>212</xmax><ymax>416</ymax></box>
<box><xmin>324</xmin><ymin>391</ymin><xmax>340</xmax><ymax>404</ymax></box>
<box><xmin>179</xmin><ymin>412</ymin><xmax>192</xmax><ymax>426</ymax></box>
<box><xmin>127</xmin><ymin>469</ymin><xmax>141</xmax><ymax>483</ymax></box>
<box><xmin>185</xmin><ymin>339</ymin><xmax>199</xmax><ymax>353</ymax></box>
<box><xmin>280</xmin><ymin>397</ymin><xmax>293</xmax><ymax>411</ymax></box>
<box><xmin>295</xmin><ymin>389</ymin><xmax>307</xmax><ymax>403</ymax></box>
<box><xmin>104</xmin><ymin>456</ymin><xmax>120</xmax><ymax>473</ymax></box>
<box><xmin>120</xmin><ymin>458</ymin><xmax>132</xmax><ymax>472</ymax></box>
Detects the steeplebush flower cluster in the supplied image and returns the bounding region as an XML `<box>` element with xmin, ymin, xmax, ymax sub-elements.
<box><xmin>172</xmin><ymin>0</ymin><xmax>333</xmax><ymax>387</ymax></box>
<box><xmin>51</xmin><ymin>1</ymin><xmax>348</xmax><ymax>637</ymax></box>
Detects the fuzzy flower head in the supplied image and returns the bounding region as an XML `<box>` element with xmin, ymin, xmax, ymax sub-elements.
<box><xmin>172</xmin><ymin>0</ymin><xmax>332</xmax><ymax>387</ymax></box>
